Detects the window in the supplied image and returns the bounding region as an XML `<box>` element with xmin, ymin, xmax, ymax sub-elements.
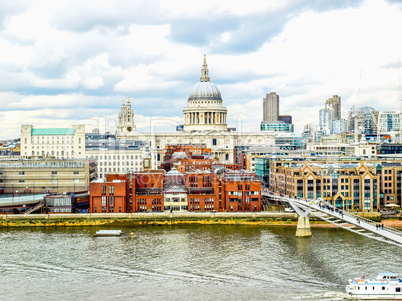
<box><xmin>52</xmin><ymin>179</ymin><xmax>57</xmax><ymax>183</ymax></box>
<box><xmin>19</xmin><ymin>180</ymin><xmax>25</xmax><ymax>183</ymax></box>
<box><xmin>109</xmin><ymin>196</ymin><xmax>114</xmax><ymax>206</ymax></box>
<box><xmin>52</xmin><ymin>171</ymin><xmax>57</xmax><ymax>175</ymax></box>
<box><xmin>102</xmin><ymin>197</ymin><xmax>106</xmax><ymax>206</ymax></box>
<box><xmin>109</xmin><ymin>185</ymin><xmax>114</xmax><ymax>195</ymax></box>
<box><xmin>74</xmin><ymin>171</ymin><xmax>79</xmax><ymax>174</ymax></box>
<box><xmin>212</xmin><ymin>138</ymin><xmax>217</xmax><ymax>146</ymax></box>
<box><xmin>19</xmin><ymin>171</ymin><xmax>25</xmax><ymax>175</ymax></box>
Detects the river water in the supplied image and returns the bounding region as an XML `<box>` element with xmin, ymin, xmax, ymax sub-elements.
<box><xmin>0</xmin><ymin>225</ymin><xmax>400</xmax><ymax>300</ymax></box>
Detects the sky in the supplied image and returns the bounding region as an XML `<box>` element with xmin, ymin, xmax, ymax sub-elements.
<box><xmin>1</xmin><ymin>0</ymin><xmax>402</xmax><ymax>139</ymax></box>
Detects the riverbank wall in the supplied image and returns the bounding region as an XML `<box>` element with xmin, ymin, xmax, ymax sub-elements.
<box><xmin>1</xmin><ymin>212</ymin><xmax>400</xmax><ymax>228</ymax></box>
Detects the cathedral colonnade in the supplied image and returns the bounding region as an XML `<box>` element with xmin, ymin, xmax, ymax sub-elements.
<box><xmin>185</xmin><ymin>112</ymin><xmax>227</xmax><ymax>125</ymax></box>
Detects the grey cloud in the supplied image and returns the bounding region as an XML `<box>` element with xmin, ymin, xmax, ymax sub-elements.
<box><xmin>168</xmin><ymin>0</ymin><xmax>365</xmax><ymax>54</ymax></box>
<box><xmin>50</xmin><ymin>1</ymin><xmax>164</xmax><ymax>32</ymax></box>
<box><xmin>0</xmin><ymin>0</ymin><xmax>30</xmax><ymax>30</ymax></box>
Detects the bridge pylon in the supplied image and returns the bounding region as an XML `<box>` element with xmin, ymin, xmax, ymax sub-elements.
<box><xmin>288</xmin><ymin>199</ymin><xmax>313</xmax><ymax>237</ymax></box>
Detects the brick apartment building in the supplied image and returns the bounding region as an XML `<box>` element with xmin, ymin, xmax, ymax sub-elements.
<box><xmin>89</xmin><ymin>169</ymin><xmax>262</xmax><ymax>213</ymax></box>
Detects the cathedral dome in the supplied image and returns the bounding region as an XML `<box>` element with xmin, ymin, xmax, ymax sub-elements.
<box><xmin>188</xmin><ymin>81</ymin><xmax>222</xmax><ymax>101</ymax></box>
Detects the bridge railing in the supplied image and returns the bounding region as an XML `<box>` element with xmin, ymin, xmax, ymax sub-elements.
<box><xmin>316</xmin><ymin>199</ymin><xmax>402</xmax><ymax>236</ymax></box>
<box><xmin>264</xmin><ymin>191</ymin><xmax>402</xmax><ymax>237</ymax></box>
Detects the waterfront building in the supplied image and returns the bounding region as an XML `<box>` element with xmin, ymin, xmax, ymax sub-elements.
<box><xmin>133</xmin><ymin>170</ymin><xmax>165</xmax><ymax>212</ymax></box>
<box><xmin>0</xmin><ymin>157</ymin><xmax>97</xmax><ymax>194</ymax></box>
<box><xmin>89</xmin><ymin>167</ymin><xmax>262</xmax><ymax>213</ymax></box>
<box><xmin>222</xmin><ymin>171</ymin><xmax>261</xmax><ymax>212</ymax></box>
<box><xmin>90</xmin><ymin>178</ymin><xmax>128</xmax><ymax>213</ymax></box>
<box><xmin>263</xmin><ymin>92</ymin><xmax>279</xmax><ymax>122</ymax></box>
<box><xmin>44</xmin><ymin>195</ymin><xmax>73</xmax><ymax>214</ymax></box>
<box><xmin>268</xmin><ymin>157</ymin><xmax>402</xmax><ymax>210</ymax></box>
<box><xmin>269</xmin><ymin>158</ymin><xmax>380</xmax><ymax>211</ymax></box>
<box><xmin>186</xmin><ymin>171</ymin><xmax>220</xmax><ymax>211</ymax></box>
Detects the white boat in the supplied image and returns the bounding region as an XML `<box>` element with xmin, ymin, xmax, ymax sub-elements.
<box><xmin>346</xmin><ymin>273</ymin><xmax>402</xmax><ymax>300</ymax></box>
<box><xmin>95</xmin><ymin>230</ymin><xmax>123</xmax><ymax>236</ymax></box>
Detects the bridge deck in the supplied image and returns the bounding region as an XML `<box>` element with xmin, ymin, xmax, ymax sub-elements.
<box><xmin>263</xmin><ymin>191</ymin><xmax>402</xmax><ymax>247</ymax></box>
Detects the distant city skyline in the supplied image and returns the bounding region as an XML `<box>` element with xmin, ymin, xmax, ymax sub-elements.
<box><xmin>1</xmin><ymin>0</ymin><xmax>402</xmax><ymax>139</ymax></box>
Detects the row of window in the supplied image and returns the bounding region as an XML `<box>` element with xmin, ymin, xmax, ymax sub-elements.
<box><xmin>17</xmin><ymin>179</ymin><xmax>79</xmax><ymax>183</ymax></box>
<box><xmin>99</xmin><ymin>161</ymin><xmax>139</xmax><ymax>166</ymax></box>
<box><xmin>93</xmin><ymin>206</ymin><xmax>122</xmax><ymax>212</ymax></box>
<box><xmin>92</xmin><ymin>155</ymin><xmax>142</xmax><ymax>160</ymax></box>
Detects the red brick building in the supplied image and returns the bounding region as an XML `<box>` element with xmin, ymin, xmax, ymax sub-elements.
<box><xmin>161</xmin><ymin>144</ymin><xmax>212</xmax><ymax>171</ymax></box>
<box><xmin>186</xmin><ymin>171</ymin><xmax>220</xmax><ymax>211</ymax></box>
<box><xmin>89</xmin><ymin>179</ymin><xmax>127</xmax><ymax>213</ymax></box>
<box><xmin>90</xmin><ymin>168</ymin><xmax>262</xmax><ymax>213</ymax></box>
<box><xmin>133</xmin><ymin>170</ymin><xmax>165</xmax><ymax>212</ymax></box>
<box><xmin>222</xmin><ymin>171</ymin><xmax>261</xmax><ymax>212</ymax></box>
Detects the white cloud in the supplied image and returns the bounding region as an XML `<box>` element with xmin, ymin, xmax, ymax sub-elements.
<box><xmin>1</xmin><ymin>0</ymin><xmax>402</xmax><ymax>140</ymax></box>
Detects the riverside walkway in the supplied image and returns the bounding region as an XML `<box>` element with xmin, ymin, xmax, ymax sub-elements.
<box><xmin>263</xmin><ymin>191</ymin><xmax>402</xmax><ymax>247</ymax></box>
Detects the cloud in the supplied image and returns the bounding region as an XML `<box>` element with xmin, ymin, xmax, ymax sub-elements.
<box><xmin>0</xmin><ymin>0</ymin><xmax>402</xmax><ymax>140</ymax></box>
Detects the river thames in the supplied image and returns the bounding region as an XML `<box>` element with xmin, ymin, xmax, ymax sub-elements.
<box><xmin>0</xmin><ymin>225</ymin><xmax>400</xmax><ymax>300</ymax></box>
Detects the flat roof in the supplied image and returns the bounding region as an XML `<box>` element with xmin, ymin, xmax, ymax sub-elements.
<box><xmin>31</xmin><ymin>128</ymin><xmax>75</xmax><ymax>135</ymax></box>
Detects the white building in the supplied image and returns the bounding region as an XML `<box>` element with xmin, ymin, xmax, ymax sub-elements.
<box><xmin>183</xmin><ymin>55</ymin><xmax>228</xmax><ymax>132</ymax></box>
<box><xmin>21</xmin><ymin>124</ymin><xmax>85</xmax><ymax>159</ymax></box>
<box><xmin>85</xmin><ymin>148</ymin><xmax>145</xmax><ymax>179</ymax></box>
<box><xmin>117</xmin><ymin>56</ymin><xmax>276</xmax><ymax>169</ymax></box>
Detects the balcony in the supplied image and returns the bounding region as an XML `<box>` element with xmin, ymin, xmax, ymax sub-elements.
<box><xmin>187</xmin><ymin>187</ymin><xmax>215</xmax><ymax>195</ymax></box>
<box><xmin>135</xmin><ymin>188</ymin><xmax>163</xmax><ymax>195</ymax></box>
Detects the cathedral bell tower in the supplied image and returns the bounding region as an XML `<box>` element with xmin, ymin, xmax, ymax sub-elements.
<box><xmin>116</xmin><ymin>97</ymin><xmax>136</xmax><ymax>139</ymax></box>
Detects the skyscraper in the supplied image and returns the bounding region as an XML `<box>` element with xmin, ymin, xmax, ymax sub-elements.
<box><xmin>263</xmin><ymin>92</ymin><xmax>279</xmax><ymax>121</ymax></box>
<box><xmin>325</xmin><ymin>95</ymin><xmax>341</xmax><ymax>120</ymax></box>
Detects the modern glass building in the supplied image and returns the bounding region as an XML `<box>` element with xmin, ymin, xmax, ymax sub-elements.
<box><xmin>260</xmin><ymin>121</ymin><xmax>294</xmax><ymax>132</ymax></box>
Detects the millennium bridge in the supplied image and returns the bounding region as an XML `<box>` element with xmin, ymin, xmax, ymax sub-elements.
<box><xmin>262</xmin><ymin>191</ymin><xmax>402</xmax><ymax>247</ymax></box>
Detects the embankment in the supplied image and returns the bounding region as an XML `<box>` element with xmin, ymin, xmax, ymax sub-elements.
<box><xmin>1</xmin><ymin>212</ymin><xmax>401</xmax><ymax>228</ymax></box>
